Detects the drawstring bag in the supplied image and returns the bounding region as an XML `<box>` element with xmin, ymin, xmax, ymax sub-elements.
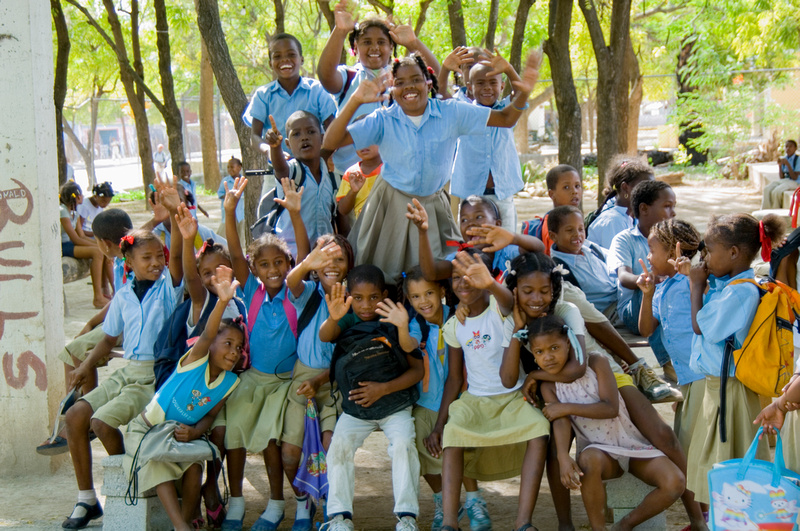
<box><xmin>292</xmin><ymin>399</ymin><xmax>328</xmax><ymax>500</ymax></box>
<box><xmin>708</xmin><ymin>427</ymin><xmax>800</xmax><ymax>530</ymax></box>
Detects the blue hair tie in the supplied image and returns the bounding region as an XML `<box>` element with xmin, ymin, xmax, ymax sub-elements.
<box><xmin>512</xmin><ymin>328</ymin><xmax>528</xmax><ymax>342</ymax></box>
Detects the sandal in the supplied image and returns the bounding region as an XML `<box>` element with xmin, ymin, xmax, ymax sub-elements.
<box><xmin>206</xmin><ymin>503</ymin><xmax>226</xmax><ymax>530</ymax></box>
<box><xmin>513</xmin><ymin>525</ymin><xmax>537</xmax><ymax>531</ymax></box>
<box><xmin>192</xmin><ymin>517</ymin><xmax>206</xmax><ymax>529</ymax></box>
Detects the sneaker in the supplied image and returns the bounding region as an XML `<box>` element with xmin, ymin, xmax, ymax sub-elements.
<box><xmin>319</xmin><ymin>514</ymin><xmax>354</xmax><ymax>531</ymax></box>
<box><xmin>396</xmin><ymin>515</ymin><xmax>419</xmax><ymax>531</ymax></box>
<box><xmin>464</xmin><ymin>495</ymin><xmax>491</xmax><ymax>531</ymax></box>
<box><xmin>632</xmin><ymin>363</ymin><xmax>673</xmax><ymax>402</ymax></box>
<box><xmin>662</xmin><ymin>361</ymin><xmax>679</xmax><ymax>387</ymax></box>
<box><xmin>431</xmin><ymin>494</ymin><xmax>444</xmax><ymax>531</ymax></box>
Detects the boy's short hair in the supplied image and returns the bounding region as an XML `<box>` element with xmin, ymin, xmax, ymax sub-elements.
<box><xmin>788</xmin><ymin>139</ymin><xmax>798</xmax><ymax>149</ymax></box>
<box><xmin>545</xmin><ymin>165</ymin><xmax>579</xmax><ymax>190</ymax></box>
<box><xmin>347</xmin><ymin>264</ymin><xmax>386</xmax><ymax>293</ymax></box>
<box><xmin>92</xmin><ymin>208</ymin><xmax>133</xmax><ymax>243</ymax></box>
<box><xmin>285</xmin><ymin>110</ymin><xmax>321</xmax><ymax>134</ymax></box>
<box><xmin>269</xmin><ymin>33</ymin><xmax>303</xmax><ymax>58</ymax></box>
<box><xmin>547</xmin><ymin>205</ymin><xmax>583</xmax><ymax>233</ymax></box>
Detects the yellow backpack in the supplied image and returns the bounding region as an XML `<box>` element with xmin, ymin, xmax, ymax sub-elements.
<box><xmin>720</xmin><ymin>279</ymin><xmax>800</xmax><ymax>441</ymax></box>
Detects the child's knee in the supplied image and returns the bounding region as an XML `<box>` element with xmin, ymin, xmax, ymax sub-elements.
<box><xmin>281</xmin><ymin>443</ymin><xmax>302</xmax><ymax>466</ymax></box>
<box><xmin>577</xmin><ymin>450</ymin><xmax>605</xmax><ymax>473</ymax></box>
<box><xmin>65</xmin><ymin>400</ymin><xmax>93</xmax><ymax>428</ymax></box>
<box><xmin>89</xmin><ymin>417</ymin><xmax>115</xmax><ymax>438</ymax></box>
<box><xmin>329</xmin><ymin>434</ymin><xmax>360</xmax><ymax>463</ymax></box>
<box><xmin>658</xmin><ymin>466</ymin><xmax>686</xmax><ymax>499</ymax></box>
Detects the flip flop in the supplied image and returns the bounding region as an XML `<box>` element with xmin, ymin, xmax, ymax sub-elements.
<box><xmin>207</xmin><ymin>503</ymin><xmax>227</xmax><ymax>530</ymax></box>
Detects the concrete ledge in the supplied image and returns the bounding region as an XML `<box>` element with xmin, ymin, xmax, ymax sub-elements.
<box><xmin>101</xmin><ymin>455</ymin><xmax>171</xmax><ymax>531</ymax></box>
<box><xmin>605</xmin><ymin>473</ymin><xmax>667</xmax><ymax>530</ymax></box>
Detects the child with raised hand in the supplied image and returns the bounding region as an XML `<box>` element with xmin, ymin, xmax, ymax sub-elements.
<box><xmin>319</xmin><ymin>265</ymin><xmax>424</xmax><ymax>531</ymax></box>
<box><xmin>407</xmin><ymin>195</ymin><xmax>544</xmax><ymax>283</ymax></box>
<box><xmin>263</xmin><ymin>112</ymin><xmax>337</xmax><ymax>257</ymax></box>
<box><xmin>62</xmin><ymin>193</ymin><xmax>184</xmax><ymax>529</ymax></box>
<box><xmin>59</xmin><ymin>181</ymin><xmax>110</xmax><ymax>309</ymax></box>
<box><xmin>403</xmin><ymin>267</ymin><xmax>489</xmax><ymax>531</ymax></box>
<box><xmin>122</xmin><ymin>265</ymin><xmax>242</xmax><ymax>531</ymax></box>
<box><xmin>282</xmin><ymin>234</ymin><xmax>354</xmax><ymax>526</ymax></box>
<box><xmin>217</xmin><ymin>157</ymin><xmax>246</xmax><ymax>243</ymax></box>
<box><xmin>245</xmin><ymin>33</ymin><xmax>337</xmax><ymax>156</ymax></box>
<box><xmin>450</xmin><ymin>49</ymin><xmax>525</xmax><ymax>233</ymax></box>
<box><xmin>317</xmin><ymin>0</ymin><xmax>440</xmax><ymax>176</ymax></box>
<box><xmin>587</xmin><ymin>156</ymin><xmax>654</xmax><ymax>250</ymax></box>
<box><xmin>438</xmin><ymin>46</ymin><xmax>491</xmax><ymax>102</ymax></box>
<box><xmin>323</xmin><ymin>50</ymin><xmax>541</xmax><ymax>283</ymax></box>
<box><xmin>435</xmin><ymin>251</ymin><xmax>549</xmax><ymax>531</ymax></box>
<box><xmin>686</xmin><ymin>212</ymin><xmax>785</xmax><ymax>505</ymax></box>
<box><xmin>529</xmin><ymin>315</ymin><xmax>684</xmax><ymax>531</ymax></box>
<box><xmin>221</xmin><ymin>175</ymin><xmax>313</xmax><ymax>531</ymax></box>
<box><xmin>608</xmin><ymin>180</ymin><xmax>677</xmax><ymax>382</ymax></box>
<box><xmin>501</xmin><ymin>252</ymin><xmax>704</xmax><ymax>530</ymax></box>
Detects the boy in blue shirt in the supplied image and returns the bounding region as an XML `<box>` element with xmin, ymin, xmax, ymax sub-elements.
<box><xmin>245</xmin><ymin>33</ymin><xmax>336</xmax><ymax>158</ymax></box>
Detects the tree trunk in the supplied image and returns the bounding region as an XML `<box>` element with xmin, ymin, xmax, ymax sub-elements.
<box><xmin>676</xmin><ymin>37</ymin><xmax>707</xmax><ymax>165</ymax></box>
<box><xmin>447</xmin><ymin>0</ymin><xmax>467</xmax><ymax>49</ymax></box>
<box><xmin>199</xmin><ymin>37</ymin><xmax>221</xmax><ymax>191</ymax></box>
<box><xmin>52</xmin><ymin>0</ymin><xmax>70</xmax><ymax>186</ymax></box>
<box><xmin>414</xmin><ymin>0</ymin><xmax>434</xmax><ymax>35</ymax></box>
<box><xmin>153</xmin><ymin>0</ymin><xmax>186</xmax><ymax>176</ymax></box>
<box><xmin>509</xmin><ymin>0</ymin><xmax>534</xmax><ymax>73</ymax></box>
<box><xmin>197</xmin><ymin>0</ymin><xmax>268</xmax><ymax>240</ymax></box>
<box><xmin>543</xmin><ymin>0</ymin><xmax>582</xmax><ymax>175</ymax></box>
<box><xmin>317</xmin><ymin>0</ymin><xmax>335</xmax><ymax>30</ymax></box>
<box><xmin>579</xmin><ymin>0</ymin><xmax>632</xmax><ymax>205</ymax></box>
<box><xmin>89</xmin><ymin>93</ymin><xmax>100</xmax><ymax>187</ymax></box>
<box><xmin>273</xmin><ymin>0</ymin><xmax>285</xmax><ymax>34</ymax></box>
<box><xmin>102</xmin><ymin>0</ymin><xmax>156</xmax><ymax>191</ymax></box>
<box><xmin>626</xmin><ymin>39</ymin><xmax>642</xmax><ymax>153</ymax></box>
<box><xmin>514</xmin><ymin>87</ymin><xmax>554</xmax><ymax>157</ymax></box>
<box><xmin>63</xmin><ymin>118</ymin><xmax>93</xmax><ymax>183</ymax></box>
<box><xmin>485</xmin><ymin>0</ymin><xmax>500</xmax><ymax>50</ymax></box>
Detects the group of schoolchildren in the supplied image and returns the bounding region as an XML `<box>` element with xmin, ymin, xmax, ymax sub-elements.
<box><xmin>49</xmin><ymin>3</ymin><xmax>800</xmax><ymax>531</ymax></box>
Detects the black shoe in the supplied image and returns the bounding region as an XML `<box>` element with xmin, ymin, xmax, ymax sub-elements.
<box><xmin>36</xmin><ymin>436</ymin><xmax>69</xmax><ymax>456</ymax></box>
<box><xmin>62</xmin><ymin>501</ymin><xmax>103</xmax><ymax>529</ymax></box>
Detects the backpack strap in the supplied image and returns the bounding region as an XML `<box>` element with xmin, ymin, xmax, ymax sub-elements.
<box><xmin>719</xmin><ymin>336</ymin><xmax>734</xmax><ymax>443</ymax></box>
<box><xmin>586</xmin><ymin>241</ymin><xmax>606</xmax><ymax>262</ymax></box>
<box><xmin>296</xmin><ymin>283</ymin><xmax>323</xmax><ymax>338</ymax></box>
<box><xmin>552</xmin><ymin>256</ymin><xmax>581</xmax><ymax>289</ymax></box>
<box><xmin>247</xmin><ymin>283</ymin><xmax>266</xmax><ymax>336</ymax></box>
<box><xmin>338</xmin><ymin>69</ymin><xmax>357</xmax><ymax>107</ymax></box>
<box><xmin>283</xmin><ymin>285</ymin><xmax>298</xmax><ymax>338</ymax></box>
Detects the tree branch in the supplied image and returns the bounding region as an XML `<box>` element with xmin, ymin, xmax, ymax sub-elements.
<box><xmin>413</xmin><ymin>0</ymin><xmax>434</xmax><ymax>35</ymax></box>
<box><xmin>578</xmin><ymin>0</ymin><xmax>608</xmax><ymax>63</ymax></box>
<box><xmin>365</xmin><ymin>0</ymin><xmax>393</xmax><ymax>16</ymax></box>
<box><xmin>633</xmin><ymin>2</ymin><xmax>684</xmax><ymax>20</ymax></box>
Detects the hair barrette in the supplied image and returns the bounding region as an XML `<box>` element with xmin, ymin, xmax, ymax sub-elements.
<box><xmin>512</xmin><ymin>329</ymin><xmax>529</xmax><ymax>342</ymax></box>
<box><xmin>551</xmin><ymin>263</ymin><xmax>568</xmax><ymax>276</ymax></box>
<box><xmin>505</xmin><ymin>260</ymin><xmax>516</xmax><ymax>276</ymax></box>
<box><xmin>426</xmin><ymin>66</ymin><xmax>434</xmax><ymax>75</ymax></box>
<box><xmin>119</xmin><ymin>234</ymin><xmax>135</xmax><ymax>248</ymax></box>
<box><xmin>400</xmin><ymin>271</ymin><xmax>407</xmax><ymax>279</ymax></box>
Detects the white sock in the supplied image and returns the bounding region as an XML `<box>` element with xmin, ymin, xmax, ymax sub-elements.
<box><xmin>465</xmin><ymin>490</ymin><xmax>481</xmax><ymax>502</ymax></box>
<box><xmin>70</xmin><ymin>490</ymin><xmax>97</xmax><ymax>518</ymax></box>
<box><xmin>260</xmin><ymin>498</ymin><xmax>285</xmax><ymax>523</ymax></box>
<box><xmin>227</xmin><ymin>496</ymin><xmax>245</xmax><ymax>521</ymax></box>
<box><xmin>628</xmin><ymin>359</ymin><xmax>644</xmax><ymax>371</ymax></box>
<box><xmin>295</xmin><ymin>495</ymin><xmax>312</xmax><ymax>520</ymax></box>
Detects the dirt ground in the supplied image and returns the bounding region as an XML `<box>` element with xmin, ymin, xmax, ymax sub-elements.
<box><xmin>0</xmin><ymin>179</ymin><xmax>765</xmax><ymax>530</ymax></box>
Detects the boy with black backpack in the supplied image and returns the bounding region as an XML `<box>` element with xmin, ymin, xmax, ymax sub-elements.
<box><xmin>319</xmin><ymin>265</ymin><xmax>424</xmax><ymax>531</ymax></box>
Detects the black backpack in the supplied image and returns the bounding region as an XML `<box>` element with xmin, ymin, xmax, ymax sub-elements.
<box><xmin>153</xmin><ymin>293</ymin><xmax>245</xmax><ymax>390</ymax></box>
<box><xmin>330</xmin><ymin>321</ymin><xmax>421</xmax><ymax>420</ymax></box>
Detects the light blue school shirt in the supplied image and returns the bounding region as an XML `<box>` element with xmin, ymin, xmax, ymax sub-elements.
<box><xmin>348</xmin><ymin>98</ymin><xmax>492</xmax><ymax>196</ymax></box>
<box><xmin>451</xmin><ymin>97</ymin><xmax>523</xmax><ymax>201</ymax></box>
<box><xmin>102</xmin><ymin>269</ymin><xmax>184</xmax><ymax>361</ymax></box>
<box><xmin>291</xmin><ymin>281</ymin><xmax>334</xmax><ymax>370</ymax></box>
<box><xmin>587</xmin><ymin>204</ymin><xmax>633</xmax><ymax>250</ymax></box>
<box><xmin>409</xmin><ymin>306</ymin><xmax>451</xmax><ymax>412</ymax></box>
<box><xmin>651</xmin><ymin>274</ymin><xmax>704</xmax><ymax>386</ymax></box>
<box><xmin>607</xmin><ymin>227</ymin><xmax>649</xmax><ymax>311</ymax></box>
<box><xmin>452</xmin><ymin>86</ymin><xmax>470</xmax><ymax>103</ymax></box>
<box><xmin>218</xmin><ymin>176</ymin><xmax>245</xmax><ymax>223</ymax></box>
<box><xmin>243</xmin><ymin>77</ymin><xmax>337</xmax><ymax>158</ymax></box>
<box><xmin>331</xmin><ymin>64</ymin><xmax>390</xmax><ymax>174</ymax></box>
<box><xmin>274</xmin><ymin>158</ymin><xmax>336</xmax><ymax>257</ymax></box>
<box><xmin>242</xmin><ymin>274</ymin><xmax>297</xmax><ymax>374</ymax></box>
<box><xmin>444</xmin><ymin>245</ymin><xmax>519</xmax><ymax>274</ymax></box>
<box><xmin>112</xmin><ymin>256</ymin><xmax>133</xmax><ymax>291</ymax></box>
<box><xmin>690</xmin><ymin>269</ymin><xmax>760</xmax><ymax>378</ymax></box>
<box><xmin>551</xmin><ymin>243</ymin><xmax>616</xmax><ymax>311</ymax></box>
<box><xmin>781</xmin><ymin>153</ymin><xmax>800</xmax><ymax>180</ymax></box>
<box><xmin>152</xmin><ymin>223</ymin><xmax>227</xmax><ymax>250</ymax></box>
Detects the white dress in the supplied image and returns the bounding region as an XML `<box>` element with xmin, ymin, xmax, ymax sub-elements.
<box><xmin>555</xmin><ymin>365</ymin><xmax>664</xmax><ymax>470</ymax></box>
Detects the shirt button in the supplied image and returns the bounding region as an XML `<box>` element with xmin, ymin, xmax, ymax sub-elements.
<box><xmin>273</xmin><ymin>313</ymin><xmax>277</xmax><ymax>317</ymax></box>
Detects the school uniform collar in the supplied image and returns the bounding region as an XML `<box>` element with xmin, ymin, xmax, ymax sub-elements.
<box><xmin>267</xmin><ymin>76</ymin><xmax>313</xmax><ymax>95</ymax></box>
<box><xmin>550</xmin><ymin>245</ymin><xmax>590</xmax><ymax>264</ymax></box>
<box><xmin>625</xmin><ymin>225</ymin><xmax>648</xmax><ymax>240</ymax></box>
<box><xmin>660</xmin><ymin>272</ymin><xmax>687</xmax><ymax>288</ymax></box>
<box><xmin>295</xmin><ymin>158</ymin><xmax>330</xmax><ymax>184</ymax></box>
<box><xmin>386</xmin><ymin>98</ymin><xmax>440</xmax><ymax>127</ymax></box>
<box><xmin>707</xmin><ymin>268</ymin><xmax>754</xmax><ymax>291</ymax></box>
<box><xmin>264</xmin><ymin>283</ymin><xmax>288</xmax><ymax>303</ymax></box>
<box><xmin>469</xmin><ymin>95</ymin><xmax>506</xmax><ymax>111</ymax></box>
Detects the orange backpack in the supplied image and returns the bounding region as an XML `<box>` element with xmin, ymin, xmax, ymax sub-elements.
<box><xmin>720</xmin><ymin>279</ymin><xmax>800</xmax><ymax>441</ymax></box>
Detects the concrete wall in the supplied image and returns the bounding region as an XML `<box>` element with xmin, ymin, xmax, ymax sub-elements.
<box><xmin>0</xmin><ymin>0</ymin><xmax>66</xmax><ymax>474</ymax></box>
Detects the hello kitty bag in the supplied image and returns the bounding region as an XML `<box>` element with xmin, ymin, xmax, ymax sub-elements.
<box><xmin>708</xmin><ymin>427</ymin><xmax>800</xmax><ymax>530</ymax></box>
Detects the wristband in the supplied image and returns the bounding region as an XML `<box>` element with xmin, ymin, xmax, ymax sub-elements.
<box><xmin>513</xmin><ymin>101</ymin><xmax>529</xmax><ymax>112</ymax></box>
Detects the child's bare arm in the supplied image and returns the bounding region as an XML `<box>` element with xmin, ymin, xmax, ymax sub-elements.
<box><xmin>168</xmin><ymin>213</ymin><xmax>184</xmax><ymax>288</ymax></box>
<box><xmin>486</xmin><ymin>50</ymin><xmax>541</xmax><ymax>128</ymax></box>
<box><xmin>349</xmin><ymin>355</ymin><xmax>423</xmax><ymax>408</ymax></box>
<box><xmin>78</xmin><ymin>304</ymin><xmax>111</xmax><ymax>336</ymax></box>
<box><xmin>523</xmin><ymin>335</ymin><xmax>588</xmax><ymax>384</ymax></box>
<box><xmin>336</xmin><ymin>171</ymin><xmax>365</xmax><ymax>217</ymax></box>
<box><xmin>389</xmin><ymin>21</ymin><xmax>440</xmax><ymax>74</ymax></box>
<box><xmin>70</xmin><ymin>333</ymin><xmax>119</xmax><ymax>389</ymax></box>
<box><xmin>322</xmin><ymin>77</ymin><xmax>388</xmax><ymax>152</ymax></box>
<box><xmin>616</xmin><ymin>265</ymin><xmax>640</xmax><ymax>291</ymax></box>
<box><xmin>438</xmin><ymin>46</ymin><xmax>474</xmax><ymax>99</ymax></box>
<box><xmin>264</xmin><ymin>115</ymin><xmax>290</xmax><ymax>179</ymax></box>
<box><xmin>543</xmin><ymin>355</ymin><xmax>618</xmax><ymax>422</ymax></box>
<box><xmin>60</xmin><ymin>215</ymin><xmax>95</xmax><ymax>247</ymax></box>
<box><xmin>426</xmin><ymin>345</ymin><xmax>464</xmax><ymax>458</ymax></box>
<box><xmin>500</xmin><ymin>293</ymin><xmax>527</xmax><ymax>387</ymax></box>
<box><xmin>286</xmin><ymin>241</ymin><xmax>342</xmax><ymax>297</ymax></box>
<box><xmin>317</xmin><ymin>0</ymin><xmax>354</xmax><ymax>94</ymax></box>
<box><xmin>584</xmin><ymin>320</ymin><xmax>639</xmax><ymax>366</ymax></box>
<box><xmin>175</xmin><ymin>203</ymin><xmax>206</xmax><ymax>316</ymax></box>
<box><xmin>406</xmin><ymin>199</ymin><xmax>452</xmax><ymax>280</ymax></box>
<box><xmin>297</xmin><ymin>369</ymin><xmax>330</xmax><ymax>399</ymax></box>
<box><xmin>174</xmin><ymin>399</ymin><xmax>228</xmax><ymax>442</ymax></box>
<box><xmin>188</xmin><ymin>266</ymin><xmax>239</xmax><ymax>363</ymax></box>
<box><xmin>689</xmin><ymin>261</ymin><xmax>709</xmax><ymax>335</ymax></box>
<box><xmin>465</xmin><ymin>225</ymin><xmax>544</xmax><ymax>254</ymax></box>
<box><xmin>274</xmin><ymin>177</ymin><xmax>310</xmax><ymax>262</ymax></box>
<box><xmin>542</xmin><ymin>380</ymin><xmax>584</xmax><ymax>489</ymax></box>
<box><xmin>222</xmin><ymin>177</ymin><xmax>251</xmax><ymax>286</ymax></box>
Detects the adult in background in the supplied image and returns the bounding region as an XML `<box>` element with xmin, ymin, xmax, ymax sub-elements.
<box><xmin>153</xmin><ymin>144</ymin><xmax>170</xmax><ymax>180</ymax></box>
<box><xmin>761</xmin><ymin>139</ymin><xmax>799</xmax><ymax>209</ymax></box>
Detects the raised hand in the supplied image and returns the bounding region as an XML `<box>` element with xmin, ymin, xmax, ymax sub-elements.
<box><xmin>667</xmin><ymin>242</ymin><xmax>692</xmax><ymax>276</ymax></box>
<box><xmin>274</xmin><ymin>177</ymin><xmax>304</xmax><ymax>214</ymax></box>
<box><xmin>465</xmin><ymin>224</ymin><xmax>514</xmax><ymax>253</ymax></box>
<box><xmin>484</xmin><ymin>47</ymin><xmax>512</xmax><ymax>77</ymax></box>
<box><xmin>386</xmin><ymin>17</ymin><xmax>417</xmax><ymax>49</ymax></box>
<box><xmin>689</xmin><ymin>260</ymin><xmax>709</xmax><ymax>286</ymax></box>
<box><xmin>510</xmin><ymin>49</ymin><xmax>542</xmax><ymax>95</ymax></box>
<box><xmin>512</xmin><ymin>288</ymin><xmax>526</xmax><ymax>331</ymax></box>
<box><xmin>376</xmin><ymin>299</ymin><xmax>409</xmax><ymax>328</ymax></box>
<box><xmin>349</xmin><ymin>171</ymin><xmax>366</xmax><ymax>193</ymax></box>
<box><xmin>174</xmin><ymin>203</ymin><xmax>198</xmax><ymax>241</ymax></box>
<box><xmin>211</xmin><ymin>265</ymin><xmax>240</xmax><ymax>302</ymax></box>
<box><xmin>263</xmin><ymin>115</ymin><xmax>284</xmax><ymax>150</ymax></box>
<box><xmin>405</xmin><ymin>198</ymin><xmax>429</xmax><ymax>231</ymax></box>
<box><xmin>325</xmin><ymin>282</ymin><xmax>352</xmax><ymax>321</ymax></box>
<box><xmin>333</xmin><ymin>0</ymin><xmax>356</xmax><ymax>32</ymax></box>
<box><xmin>153</xmin><ymin>178</ymin><xmax>181</xmax><ymax>214</ymax></box>
<box><xmin>353</xmin><ymin>74</ymin><xmax>390</xmax><ymax>105</ymax></box>
<box><xmin>149</xmin><ymin>193</ymin><xmax>169</xmax><ymax>224</ymax></box>
<box><xmin>636</xmin><ymin>258</ymin><xmax>655</xmax><ymax>296</ymax></box>
<box><xmin>442</xmin><ymin>46</ymin><xmax>474</xmax><ymax>73</ymax></box>
<box><xmin>304</xmin><ymin>240</ymin><xmax>342</xmax><ymax>271</ymax></box>
<box><xmin>452</xmin><ymin>251</ymin><xmax>494</xmax><ymax>290</ymax></box>
<box><xmin>223</xmin><ymin>176</ymin><xmax>248</xmax><ymax>214</ymax></box>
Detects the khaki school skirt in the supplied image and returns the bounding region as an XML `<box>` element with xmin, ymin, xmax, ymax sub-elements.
<box><xmin>224</xmin><ymin>368</ymin><xmax>291</xmax><ymax>453</ymax></box>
